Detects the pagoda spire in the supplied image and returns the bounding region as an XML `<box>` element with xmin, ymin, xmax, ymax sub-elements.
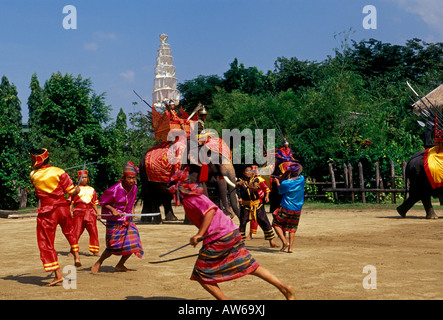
<box><xmin>152</xmin><ymin>34</ymin><xmax>180</xmax><ymax>110</ymax></box>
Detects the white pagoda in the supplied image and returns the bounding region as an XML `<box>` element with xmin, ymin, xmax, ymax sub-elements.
<box><xmin>152</xmin><ymin>34</ymin><xmax>180</xmax><ymax>109</ymax></box>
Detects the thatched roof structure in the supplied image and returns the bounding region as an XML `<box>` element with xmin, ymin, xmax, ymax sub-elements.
<box><xmin>412</xmin><ymin>84</ymin><xmax>443</xmax><ymax>115</ymax></box>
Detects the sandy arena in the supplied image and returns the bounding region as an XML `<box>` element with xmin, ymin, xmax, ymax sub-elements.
<box><xmin>0</xmin><ymin>204</ymin><xmax>442</xmax><ymax>300</ymax></box>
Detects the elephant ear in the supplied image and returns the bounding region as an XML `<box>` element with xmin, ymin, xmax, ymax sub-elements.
<box><xmin>203</xmin><ymin>137</ymin><xmax>231</xmax><ymax>162</ymax></box>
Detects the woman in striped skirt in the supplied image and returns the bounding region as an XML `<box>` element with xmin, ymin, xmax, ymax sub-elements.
<box><xmin>272</xmin><ymin>163</ymin><xmax>305</xmax><ymax>253</ymax></box>
<box><xmin>168</xmin><ymin>167</ymin><xmax>295</xmax><ymax>300</ymax></box>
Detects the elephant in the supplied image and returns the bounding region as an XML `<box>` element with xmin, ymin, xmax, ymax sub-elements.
<box><xmin>396</xmin><ymin>149</ymin><xmax>439</xmax><ymax>219</ymax></box>
<box><xmin>139</xmin><ymin>137</ymin><xmax>240</xmax><ymax>224</ymax></box>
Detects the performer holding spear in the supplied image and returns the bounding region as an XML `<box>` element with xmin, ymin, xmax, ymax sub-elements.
<box><xmin>167</xmin><ymin>166</ymin><xmax>296</xmax><ymax>300</ymax></box>
<box><xmin>91</xmin><ymin>161</ymin><xmax>144</xmax><ymax>273</ymax></box>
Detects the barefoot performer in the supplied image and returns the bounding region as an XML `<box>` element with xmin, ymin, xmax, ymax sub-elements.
<box><xmin>91</xmin><ymin>161</ymin><xmax>143</xmax><ymax>273</ymax></box>
<box><xmin>29</xmin><ymin>148</ymin><xmax>82</xmax><ymax>286</ymax></box>
<box><xmin>69</xmin><ymin>170</ymin><xmax>100</xmax><ymax>256</ymax></box>
<box><xmin>168</xmin><ymin>167</ymin><xmax>296</xmax><ymax>300</ymax></box>
<box><xmin>272</xmin><ymin>163</ymin><xmax>305</xmax><ymax>253</ymax></box>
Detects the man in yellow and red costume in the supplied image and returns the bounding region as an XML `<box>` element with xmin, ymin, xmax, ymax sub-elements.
<box><xmin>30</xmin><ymin>148</ymin><xmax>81</xmax><ymax>286</ymax></box>
<box><xmin>69</xmin><ymin>170</ymin><xmax>100</xmax><ymax>255</ymax></box>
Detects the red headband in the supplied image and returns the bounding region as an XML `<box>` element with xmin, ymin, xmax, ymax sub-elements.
<box><xmin>31</xmin><ymin>149</ymin><xmax>49</xmax><ymax>168</ymax></box>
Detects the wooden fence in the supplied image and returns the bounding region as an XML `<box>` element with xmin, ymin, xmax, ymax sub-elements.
<box><xmin>305</xmin><ymin>160</ymin><xmax>408</xmax><ymax>203</ymax></box>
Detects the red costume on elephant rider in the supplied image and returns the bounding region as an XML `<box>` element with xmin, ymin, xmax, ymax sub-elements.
<box><xmin>277</xmin><ymin>139</ymin><xmax>295</xmax><ymax>165</ymax></box>
<box><xmin>165</xmin><ymin>100</ymin><xmax>189</xmax><ymax>131</ymax></box>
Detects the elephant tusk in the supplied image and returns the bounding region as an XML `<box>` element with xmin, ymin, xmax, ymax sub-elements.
<box><xmin>223</xmin><ymin>175</ymin><xmax>236</xmax><ymax>188</ymax></box>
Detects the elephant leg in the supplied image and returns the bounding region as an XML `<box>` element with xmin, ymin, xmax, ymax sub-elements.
<box><xmin>142</xmin><ymin>198</ymin><xmax>161</xmax><ymax>223</ymax></box>
<box><xmin>141</xmin><ymin>182</ymin><xmax>163</xmax><ymax>224</ymax></box>
<box><xmin>396</xmin><ymin>192</ymin><xmax>420</xmax><ymax>218</ymax></box>
<box><xmin>163</xmin><ymin>193</ymin><xmax>178</xmax><ymax>221</ymax></box>
<box><xmin>422</xmin><ymin>196</ymin><xmax>438</xmax><ymax>219</ymax></box>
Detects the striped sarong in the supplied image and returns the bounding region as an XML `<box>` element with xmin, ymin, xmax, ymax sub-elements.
<box><xmin>191</xmin><ymin>229</ymin><xmax>259</xmax><ymax>284</ymax></box>
<box><xmin>106</xmin><ymin>221</ymin><xmax>144</xmax><ymax>258</ymax></box>
<box><xmin>272</xmin><ymin>207</ymin><xmax>301</xmax><ymax>233</ymax></box>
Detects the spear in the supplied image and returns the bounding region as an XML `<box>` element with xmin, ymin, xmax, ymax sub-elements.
<box><xmin>271</xmin><ymin>113</ymin><xmax>286</xmax><ymax>142</ymax></box>
<box><xmin>149</xmin><ymin>253</ymin><xmax>199</xmax><ymax>264</ymax></box>
<box><xmin>414</xmin><ymin>82</ymin><xmax>443</xmax><ymax>120</ymax></box>
<box><xmin>98</xmin><ymin>213</ymin><xmax>161</xmax><ymax>217</ymax></box>
<box><xmin>407</xmin><ymin>81</ymin><xmax>443</xmax><ymax>127</ymax></box>
<box><xmin>158</xmin><ymin>231</ymin><xmax>220</xmax><ymax>257</ymax></box>
<box><xmin>133</xmin><ymin>90</ymin><xmax>152</xmax><ymax>109</ymax></box>
<box><xmin>63</xmin><ymin>161</ymin><xmax>99</xmax><ymax>171</ymax></box>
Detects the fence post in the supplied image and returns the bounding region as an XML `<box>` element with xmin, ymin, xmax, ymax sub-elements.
<box><xmin>375</xmin><ymin>162</ymin><xmax>380</xmax><ymax>204</ymax></box>
<box><xmin>358</xmin><ymin>162</ymin><xmax>366</xmax><ymax>203</ymax></box>
<box><xmin>344</xmin><ymin>164</ymin><xmax>349</xmax><ymax>202</ymax></box>
<box><xmin>328</xmin><ymin>163</ymin><xmax>338</xmax><ymax>202</ymax></box>
<box><xmin>348</xmin><ymin>163</ymin><xmax>355</xmax><ymax>202</ymax></box>
<box><xmin>390</xmin><ymin>160</ymin><xmax>396</xmax><ymax>204</ymax></box>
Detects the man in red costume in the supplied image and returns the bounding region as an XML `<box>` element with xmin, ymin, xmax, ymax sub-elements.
<box><xmin>165</xmin><ymin>99</ymin><xmax>188</xmax><ymax>131</ymax></box>
<box><xmin>277</xmin><ymin>140</ymin><xmax>295</xmax><ymax>165</ymax></box>
<box><xmin>69</xmin><ymin>170</ymin><xmax>100</xmax><ymax>256</ymax></box>
<box><xmin>30</xmin><ymin>148</ymin><xmax>81</xmax><ymax>286</ymax></box>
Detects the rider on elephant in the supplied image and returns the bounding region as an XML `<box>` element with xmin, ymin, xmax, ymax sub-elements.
<box><xmin>164</xmin><ymin>100</ymin><xmax>189</xmax><ymax>131</ymax></box>
<box><xmin>276</xmin><ymin>139</ymin><xmax>295</xmax><ymax>165</ymax></box>
<box><xmin>197</xmin><ymin>106</ymin><xmax>208</xmax><ymax>134</ymax></box>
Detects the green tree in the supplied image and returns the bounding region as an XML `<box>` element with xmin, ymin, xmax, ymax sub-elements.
<box><xmin>223</xmin><ymin>58</ymin><xmax>269</xmax><ymax>95</ymax></box>
<box><xmin>27</xmin><ymin>73</ymin><xmax>43</xmax><ymax>148</ymax></box>
<box><xmin>28</xmin><ymin>72</ymin><xmax>111</xmax><ymax>194</ymax></box>
<box><xmin>0</xmin><ymin>75</ymin><xmax>29</xmax><ymax>209</ymax></box>
<box><xmin>177</xmin><ymin>74</ymin><xmax>224</xmax><ymax>111</ymax></box>
<box><xmin>271</xmin><ymin>57</ymin><xmax>321</xmax><ymax>93</ymax></box>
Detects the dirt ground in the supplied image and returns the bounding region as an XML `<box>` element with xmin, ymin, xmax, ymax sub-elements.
<box><xmin>0</xmin><ymin>203</ymin><xmax>442</xmax><ymax>301</ymax></box>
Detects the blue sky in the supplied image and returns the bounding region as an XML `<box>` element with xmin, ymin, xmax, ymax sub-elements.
<box><xmin>0</xmin><ymin>0</ymin><xmax>442</xmax><ymax>123</ymax></box>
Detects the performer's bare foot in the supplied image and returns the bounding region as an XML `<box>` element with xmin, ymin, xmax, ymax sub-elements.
<box><xmin>91</xmin><ymin>262</ymin><xmax>101</xmax><ymax>274</ymax></box>
<box><xmin>283</xmin><ymin>285</ymin><xmax>296</xmax><ymax>300</ymax></box>
<box><xmin>245</xmin><ymin>235</ymin><xmax>252</xmax><ymax>240</ymax></box>
<box><xmin>93</xmin><ymin>252</ymin><xmax>100</xmax><ymax>256</ymax></box>
<box><xmin>115</xmin><ymin>265</ymin><xmax>132</xmax><ymax>272</ymax></box>
<box><xmin>46</xmin><ymin>270</ymin><xmax>64</xmax><ymax>287</ymax></box>
<box><xmin>46</xmin><ymin>277</ymin><xmax>64</xmax><ymax>287</ymax></box>
<box><xmin>72</xmin><ymin>251</ymin><xmax>82</xmax><ymax>267</ymax></box>
<box><xmin>280</xmin><ymin>243</ymin><xmax>289</xmax><ymax>252</ymax></box>
<box><xmin>270</xmin><ymin>239</ymin><xmax>280</xmax><ymax>248</ymax></box>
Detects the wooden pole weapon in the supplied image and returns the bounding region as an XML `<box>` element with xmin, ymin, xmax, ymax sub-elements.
<box><xmin>98</xmin><ymin>213</ymin><xmax>161</xmax><ymax>217</ymax></box>
<box><xmin>158</xmin><ymin>231</ymin><xmax>220</xmax><ymax>257</ymax></box>
<box><xmin>133</xmin><ymin>90</ymin><xmax>153</xmax><ymax>109</ymax></box>
<box><xmin>64</xmin><ymin>162</ymin><xmax>98</xmax><ymax>171</ymax></box>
